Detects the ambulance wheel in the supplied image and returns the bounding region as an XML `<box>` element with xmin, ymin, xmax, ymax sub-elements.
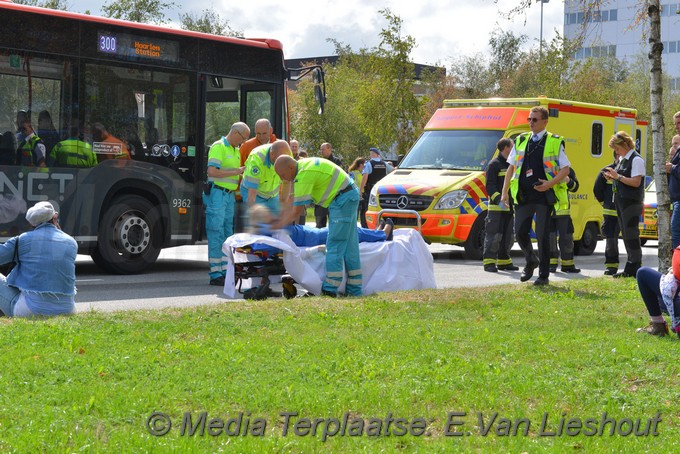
<box><xmin>91</xmin><ymin>195</ymin><xmax>162</xmax><ymax>274</ymax></box>
<box><xmin>463</xmin><ymin>213</ymin><xmax>486</xmax><ymax>260</ymax></box>
<box><xmin>574</xmin><ymin>222</ymin><xmax>598</xmax><ymax>256</ymax></box>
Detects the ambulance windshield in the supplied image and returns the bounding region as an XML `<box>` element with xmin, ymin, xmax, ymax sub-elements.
<box><xmin>399</xmin><ymin>130</ymin><xmax>504</xmax><ymax>171</ymax></box>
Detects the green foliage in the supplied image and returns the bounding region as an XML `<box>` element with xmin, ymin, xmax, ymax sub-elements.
<box><xmin>2</xmin><ymin>278</ymin><xmax>680</xmax><ymax>451</ymax></box>
<box><xmin>290</xmin><ymin>10</ymin><xmax>423</xmax><ymax>163</ymax></box>
<box><xmin>179</xmin><ymin>8</ymin><xmax>241</xmax><ymax>37</ymax></box>
<box><xmin>101</xmin><ymin>0</ymin><xmax>175</xmax><ymax>24</ymax></box>
<box><xmin>14</xmin><ymin>0</ymin><xmax>69</xmax><ymax>9</ymax></box>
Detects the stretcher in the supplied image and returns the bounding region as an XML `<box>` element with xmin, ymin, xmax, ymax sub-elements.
<box><xmin>226</xmin><ymin>241</ymin><xmax>298</xmax><ymax>300</ymax></box>
<box><xmin>222</xmin><ymin>228</ymin><xmax>436</xmax><ymax>299</ymax></box>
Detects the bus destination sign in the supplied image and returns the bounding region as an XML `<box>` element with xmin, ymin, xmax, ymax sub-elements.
<box><xmin>98</xmin><ymin>32</ymin><xmax>179</xmax><ymax>63</ymax></box>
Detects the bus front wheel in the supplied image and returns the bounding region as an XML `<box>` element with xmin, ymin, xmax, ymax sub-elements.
<box><xmin>91</xmin><ymin>195</ymin><xmax>162</xmax><ymax>274</ymax></box>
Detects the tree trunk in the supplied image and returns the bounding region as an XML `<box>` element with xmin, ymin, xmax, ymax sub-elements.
<box><xmin>648</xmin><ymin>0</ymin><xmax>672</xmax><ymax>270</ymax></box>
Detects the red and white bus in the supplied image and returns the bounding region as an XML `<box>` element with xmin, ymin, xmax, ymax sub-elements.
<box><xmin>0</xmin><ymin>1</ymin><xmax>321</xmax><ymax>273</ymax></box>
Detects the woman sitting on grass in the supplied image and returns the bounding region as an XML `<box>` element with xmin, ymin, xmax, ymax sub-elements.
<box><xmin>635</xmin><ymin>247</ymin><xmax>680</xmax><ymax>338</ymax></box>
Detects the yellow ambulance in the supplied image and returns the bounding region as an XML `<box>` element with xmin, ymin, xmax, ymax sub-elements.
<box><xmin>365</xmin><ymin>97</ymin><xmax>648</xmax><ymax>259</ymax></box>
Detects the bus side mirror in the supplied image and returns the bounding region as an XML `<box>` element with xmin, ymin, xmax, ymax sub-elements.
<box><xmin>314</xmin><ymin>85</ymin><xmax>325</xmax><ymax>115</ymax></box>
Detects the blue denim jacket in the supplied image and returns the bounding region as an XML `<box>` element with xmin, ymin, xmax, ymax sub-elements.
<box><xmin>0</xmin><ymin>223</ymin><xmax>77</xmax><ymax>296</ymax></box>
<box><xmin>669</xmin><ymin>151</ymin><xmax>680</xmax><ymax>202</ymax></box>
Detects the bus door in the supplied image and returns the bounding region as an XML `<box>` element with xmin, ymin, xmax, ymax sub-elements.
<box><xmin>241</xmin><ymin>84</ymin><xmax>281</xmax><ymax>139</ymax></box>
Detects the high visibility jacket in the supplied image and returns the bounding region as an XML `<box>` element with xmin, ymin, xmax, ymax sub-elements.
<box><xmin>16</xmin><ymin>134</ymin><xmax>46</xmax><ymax>166</ymax></box>
<box><xmin>207</xmin><ymin>137</ymin><xmax>240</xmax><ymax>190</ymax></box>
<box><xmin>350</xmin><ymin>170</ymin><xmax>363</xmax><ymax>189</ymax></box>
<box><xmin>52</xmin><ymin>138</ymin><xmax>97</xmax><ymax>168</ymax></box>
<box><xmin>510</xmin><ymin>132</ymin><xmax>567</xmax><ymax>206</ymax></box>
<box><xmin>554</xmin><ymin>167</ymin><xmax>579</xmax><ymax>216</ymax></box>
<box><xmin>293</xmin><ymin>158</ymin><xmax>352</xmax><ymax>208</ymax></box>
<box><xmin>242</xmin><ymin>144</ymin><xmax>281</xmax><ymax>199</ymax></box>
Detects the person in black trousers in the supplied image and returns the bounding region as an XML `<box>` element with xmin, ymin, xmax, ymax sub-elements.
<box><xmin>593</xmin><ymin>152</ymin><xmax>620</xmax><ymax>275</ymax></box>
<box><xmin>501</xmin><ymin>106</ymin><xmax>571</xmax><ymax>286</ymax></box>
<box><xmin>483</xmin><ymin>138</ymin><xmax>518</xmax><ymax>272</ymax></box>
<box><xmin>314</xmin><ymin>142</ymin><xmax>343</xmax><ymax>228</ymax></box>
<box><xmin>602</xmin><ymin>131</ymin><xmax>645</xmax><ymax>278</ymax></box>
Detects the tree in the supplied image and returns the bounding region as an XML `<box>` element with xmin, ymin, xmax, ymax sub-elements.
<box><xmin>289</xmin><ymin>10</ymin><xmax>424</xmax><ymax>164</ymax></box>
<box><xmin>179</xmin><ymin>9</ymin><xmax>242</xmax><ymax>37</ymax></box>
<box><xmin>102</xmin><ymin>0</ymin><xmax>175</xmax><ymax>24</ymax></box>
<box><xmin>14</xmin><ymin>0</ymin><xmax>69</xmax><ymax>9</ymax></box>
<box><xmin>647</xmin><ymin>0</ymin><xmax>671</xmax><ymax>269</ymax></box>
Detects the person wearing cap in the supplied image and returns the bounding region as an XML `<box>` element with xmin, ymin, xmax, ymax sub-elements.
<box><xmin>204</xmin><ymin>122</ymin><xmax>248</xmax><ymax>286</ymax></box>
<box><xmin>359</xmin><ymin>147</ymin><xmax>393</xmax><ymax>228</ymax></box>
<box><xmin>0</xmin><ymin>202</ymin><xmax>77</xmax><ymax>318</ymax></box>
<box><xmin>16</xmin><ymin>117</ymin><xmax>47</xmax><ymax>167</ymax></box>
<box><xmin>274</xmin><ymin>155</ymin><xmax>362</xmax><ymax>297</ymax></box>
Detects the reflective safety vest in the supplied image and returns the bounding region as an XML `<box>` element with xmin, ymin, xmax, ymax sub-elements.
<box><xmin>16</xmin><ymin>134</ymin><xmax>45</xmax><ymax>166</ymax></box>
<box><xmin>510</xmin><ymin>132</ymin><xmax>567</xmax><ymax>207</ymax></box>
<box><xmin>242</xmin><ymin>144</ymin><xmax>281</xmax><ymax>199</ymax></box>
<box><xmin>52</xmin><ymin>138</ymin><xmax>98</xmax><ymax>168</ymax></box>
<box><xmin>554</xmin><ymin>168</ymin><xmax>579</xmax><ymax>216</ymax></box>
<box><xmin>207</xmin><ymin>137</ymin><xmax>240</xmax><ymax>190</ymax></box>
<box><xmin>350</xmin><ymin>170</ymin><xmax>363</xmax><ymax>189</ymax></box>
<box><xmin>293</xmin><ymin>158</ymin><xmax>352</xmax><ymax>208</ymax></box>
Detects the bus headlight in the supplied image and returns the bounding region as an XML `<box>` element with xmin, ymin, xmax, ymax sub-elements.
<box><xmin>433</xmin><ymin>190</ymin><xmax>467</xmax><ymax>210</ymax></box>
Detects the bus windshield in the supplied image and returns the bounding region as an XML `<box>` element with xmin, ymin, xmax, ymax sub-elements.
<box><xmin>399</xmin><ymin>130</ymin><xmax>504</xmax><ymax>171</ymax></box>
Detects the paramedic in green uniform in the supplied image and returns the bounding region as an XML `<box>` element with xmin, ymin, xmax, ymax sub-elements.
<box><xmin>204</xmin><ymin>122</ymin><xmax>248</xmax><ymax>286</ymax></box>
<box><xmin>51</xmin><ymin>126</ymin><xmax>97</xmax><ymax>167</ymax></box>
<box><xmin>273</xmin><ymin>155</ymin><xmax>362</xmax><ymax>297</ymax></box>
<box><xmin>240</xmin><ymin>140</ymin><xmax>293</xmax><ymax>216</ymax></box>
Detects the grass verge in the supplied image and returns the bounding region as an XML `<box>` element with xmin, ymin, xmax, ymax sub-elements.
<box><xmin>0</xmin><ymin>277</ymin><xmax>678</xmax><ymax>452</ymax></box>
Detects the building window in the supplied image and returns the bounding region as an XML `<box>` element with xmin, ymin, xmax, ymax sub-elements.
<box><xmin>609</xmin><ymin>45</ymin><xmax>616</xmax><ymax>56</ymax></box>
<box><xmin>602</xmin><ymin>10</ymin><xmax>609</xmax><ymax>21</ymax></box>
<box><xmin>609</xmin><ymin>9</ymin><xmax>617</xmax><ymax>21</ymax></box>
<box><xmin>671</xmin><ymin>41</ymin><xmax>677</xmax><ymax>53</ymax></box>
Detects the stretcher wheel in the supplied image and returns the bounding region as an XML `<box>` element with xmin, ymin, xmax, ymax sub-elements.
<box><xmin>282</xmin><ymin>281</ymin><xmax>297</xmax><ymax>299</ymax></box>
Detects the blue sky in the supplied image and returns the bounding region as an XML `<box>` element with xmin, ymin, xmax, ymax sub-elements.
<box><xmin>67</xmin><ymin>0</ymin><xmax>564</xmax><ymax>65</ymax></box>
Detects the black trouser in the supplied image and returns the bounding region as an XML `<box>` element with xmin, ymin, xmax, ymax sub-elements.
<box><xmin>483</xmin><ymin>209</ymin><xmax>514</xmax><ymax>266</ymax></box>
<box><xmin>359</xmin><ymin>196</ymin><xmax>369</xmax><ymax>228</ymax></box>
<box><xmin>234</xmin><ymin>198</ymin><xmax>246</xmax><ymax>234</ymax></box>
<box><xmin>314</xmin><ymin>204</ymin><xmax>328</xmax><ymax>228</ymax></box>
<box><xmin>615</xmin><ymin>198</ymin><xmax>643</xmax><ymax>274</ymax></box>
<box><xmin>514</xmin><ymin>202</ymin><xmax>553</xmax><ymax>279</ymax></box>
<box><xmin>602</xmin><ymin>214</ymin><xmax>620</xmax><ymax>271</ymax></box>
<box><xmin>549</xmin><ymin>215</ymin><xmax>575</xmax><ymax>268</ymax></box>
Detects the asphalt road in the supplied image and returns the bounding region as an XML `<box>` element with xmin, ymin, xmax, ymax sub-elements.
<box><xmin>73</xmin><ymin>239</ymin><xmax>661</xmax><ymax>314</ymax></box>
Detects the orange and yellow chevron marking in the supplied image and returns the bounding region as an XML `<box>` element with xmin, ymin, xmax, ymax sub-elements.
<box><xmin>462</xmin><ymin>177</ymin><xmax>487</xmax><ymax>206</ymax></box>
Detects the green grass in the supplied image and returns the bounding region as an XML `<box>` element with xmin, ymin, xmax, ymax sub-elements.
<box><xmin>1</xmin><ymin>277</ymin><xmax>679</xmax><ymax>452</ymax></box>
